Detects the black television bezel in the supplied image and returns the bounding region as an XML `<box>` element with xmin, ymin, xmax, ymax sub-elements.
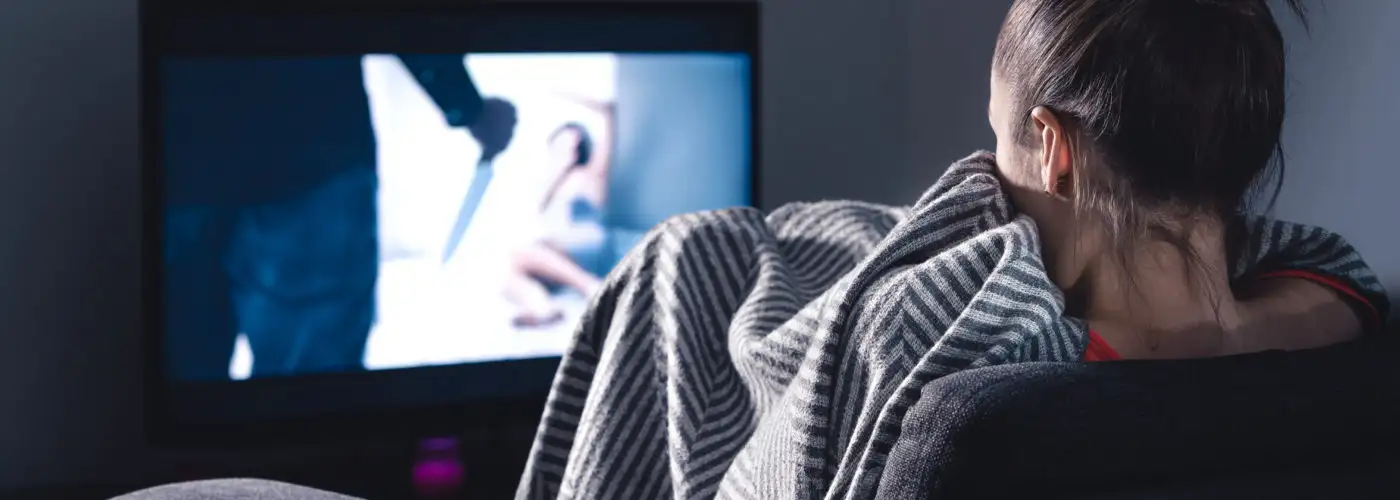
<box><xmin>141</xmin><ymin>0</ymin><xmax>761</xmax><ymax>448</ymax></box>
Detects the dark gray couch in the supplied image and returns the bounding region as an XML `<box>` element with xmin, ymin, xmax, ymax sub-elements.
<box><xmin>898</xmin><ymin>327</ymin><xmax>1400</xmax><ymax>499</ymax></box>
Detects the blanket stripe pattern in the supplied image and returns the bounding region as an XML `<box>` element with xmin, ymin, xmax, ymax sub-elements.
<box><xmin>515</xmin><ymin>152</ymin><xmax>1388</xmax><ymax>500</ymax></box>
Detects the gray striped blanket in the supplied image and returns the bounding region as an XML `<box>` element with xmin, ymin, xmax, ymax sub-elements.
<box><xmin>515</xmin><ymin>151</ymin><xmax>1387</xmax><ymax>500</ymax></box>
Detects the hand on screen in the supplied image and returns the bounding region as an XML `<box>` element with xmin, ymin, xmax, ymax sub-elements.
<box><xmin>468</xmin><ymin>97</ymin><xmax>518</xmax><ymax>163</ymax></box>
<box><xmin>503</xmin><ymin>242</ymin><xmax>603</xmax><ymax>328</ymax></box>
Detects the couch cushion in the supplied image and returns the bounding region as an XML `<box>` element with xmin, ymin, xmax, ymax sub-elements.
<box><xmin>878</xmin><ymin>333</ymin><xmax>1400</xmax><ymax>498</ymax></box>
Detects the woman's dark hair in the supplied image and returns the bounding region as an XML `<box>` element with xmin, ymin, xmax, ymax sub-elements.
<box><xmin>993</xmin><ymin>0</ymin><xmax>1309</xmax><ymax>292</ymax></box>
<box><xmin>549</xmin><ymin>122</ymin><xmax>594</xmax><ymax>168</ymax></box>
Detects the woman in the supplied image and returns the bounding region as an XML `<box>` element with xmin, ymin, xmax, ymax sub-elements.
<box><xmin>515</xmin><ymin>1</ymin><xmax>1389</xmax><ymax>497</ymax></box>
<box><xmin>504</xmin><ymin>92</ymin><xmax>616</xmax><ymax>327</ymax></box>
<box><xmin>988</xmin><ymin>0</ymin><xmax>1381</xmax><ymax>360</ymax></box>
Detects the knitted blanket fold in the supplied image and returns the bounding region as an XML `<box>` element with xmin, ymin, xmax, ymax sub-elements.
<box><xmin>515</xmin><ymin>151</ymin><xmax>1389</xmax><ymax>500</ymax></box>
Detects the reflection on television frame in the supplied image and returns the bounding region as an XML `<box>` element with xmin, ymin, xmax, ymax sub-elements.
<box><xmin>142</xmin><ymin>0</ymin><xmax>761</xmax><ymax>448</ymax></box>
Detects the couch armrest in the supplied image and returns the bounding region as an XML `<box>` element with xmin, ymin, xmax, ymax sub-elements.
<box><xmin>877</xmin><ymin>332</ymin><xmax>1400</xmax><ymax>499</ymax></box>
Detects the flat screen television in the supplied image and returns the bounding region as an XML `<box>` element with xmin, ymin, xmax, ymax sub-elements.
<box><xmin>142</xmin><ymin>0</ymin><xmax>759</xmax><ymax>446</ymax></box>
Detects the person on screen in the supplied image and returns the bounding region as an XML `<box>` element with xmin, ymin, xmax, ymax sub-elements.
<box><xmin>504</xmin><ymin>94</ymin><xmax>616</xmax><ymax>327</ymax></box>
<box><xmin>163</xmin><ymin>54</ymin><xmax>517</xmax><ymax>380</ymax></box>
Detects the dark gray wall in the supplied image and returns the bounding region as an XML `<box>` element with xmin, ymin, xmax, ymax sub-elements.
<box><xmin>0</xmin><ymin>0</ymin><xmax>151</xmax><ymax>487</ymax></box>
<box><xmin>0</xmin><ymin>0</ymin><xmax>1394</xmax><ymax>491</ymax></box>
<box><xmin>1273</xmin><ymin>2</ymin><xmax>1400</xmax><ymax>297</ymax></box>
<box><xmin>903</xmin><ymin>0</ymin><xmax>1012</xmax><ymax>203</ymax></box>
<box><xmin>758</xmin><ymin>0</ymin><xmax>916</xmax><ymax>205</ymax></box>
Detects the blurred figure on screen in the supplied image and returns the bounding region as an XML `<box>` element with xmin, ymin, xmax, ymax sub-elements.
<box><xmin>163</xmin><ymin>54</ymin><xmax>517</xmax><ymax>380</ymax></box>
<box><xmin>505</xmin><ymin>92</ymin><xmax>616</xmax><ymax>327</ymax></box>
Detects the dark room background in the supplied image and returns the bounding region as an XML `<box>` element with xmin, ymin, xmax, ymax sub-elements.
<box><xmin>1</xmin><ymin>0</ymin><xmax>1396</xmax><ymax>493</ymax></box>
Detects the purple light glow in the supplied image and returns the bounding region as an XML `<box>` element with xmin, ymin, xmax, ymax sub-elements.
<box><xmin>413</xmin><ymin>437</ymin><xmax>465</xmax><ymax>499</ymax></box>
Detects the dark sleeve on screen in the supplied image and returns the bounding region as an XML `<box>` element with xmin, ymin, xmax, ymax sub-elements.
<box><xmin>396</xmin><ymin>54</ymin><xmax>485</xmax><ymax>128</ymax></box>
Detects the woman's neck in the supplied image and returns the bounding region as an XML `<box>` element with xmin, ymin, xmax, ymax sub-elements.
<box><xmin>1073</xmin><ymin>224</ymin><xmax>1246</xmax><ymax>358</ymax></box>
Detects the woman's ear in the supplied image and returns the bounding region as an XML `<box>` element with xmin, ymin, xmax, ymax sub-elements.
<box><xmin>1029</xmin><ymin>106</ymin><xmax>1074</xmax><ymax>199</ymax></box>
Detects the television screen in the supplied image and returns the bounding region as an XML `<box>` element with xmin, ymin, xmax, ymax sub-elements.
<box><xmin>145</xmin><ymin>0</ymin><xmax>757</xmax><ymax>444</ymax></box>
